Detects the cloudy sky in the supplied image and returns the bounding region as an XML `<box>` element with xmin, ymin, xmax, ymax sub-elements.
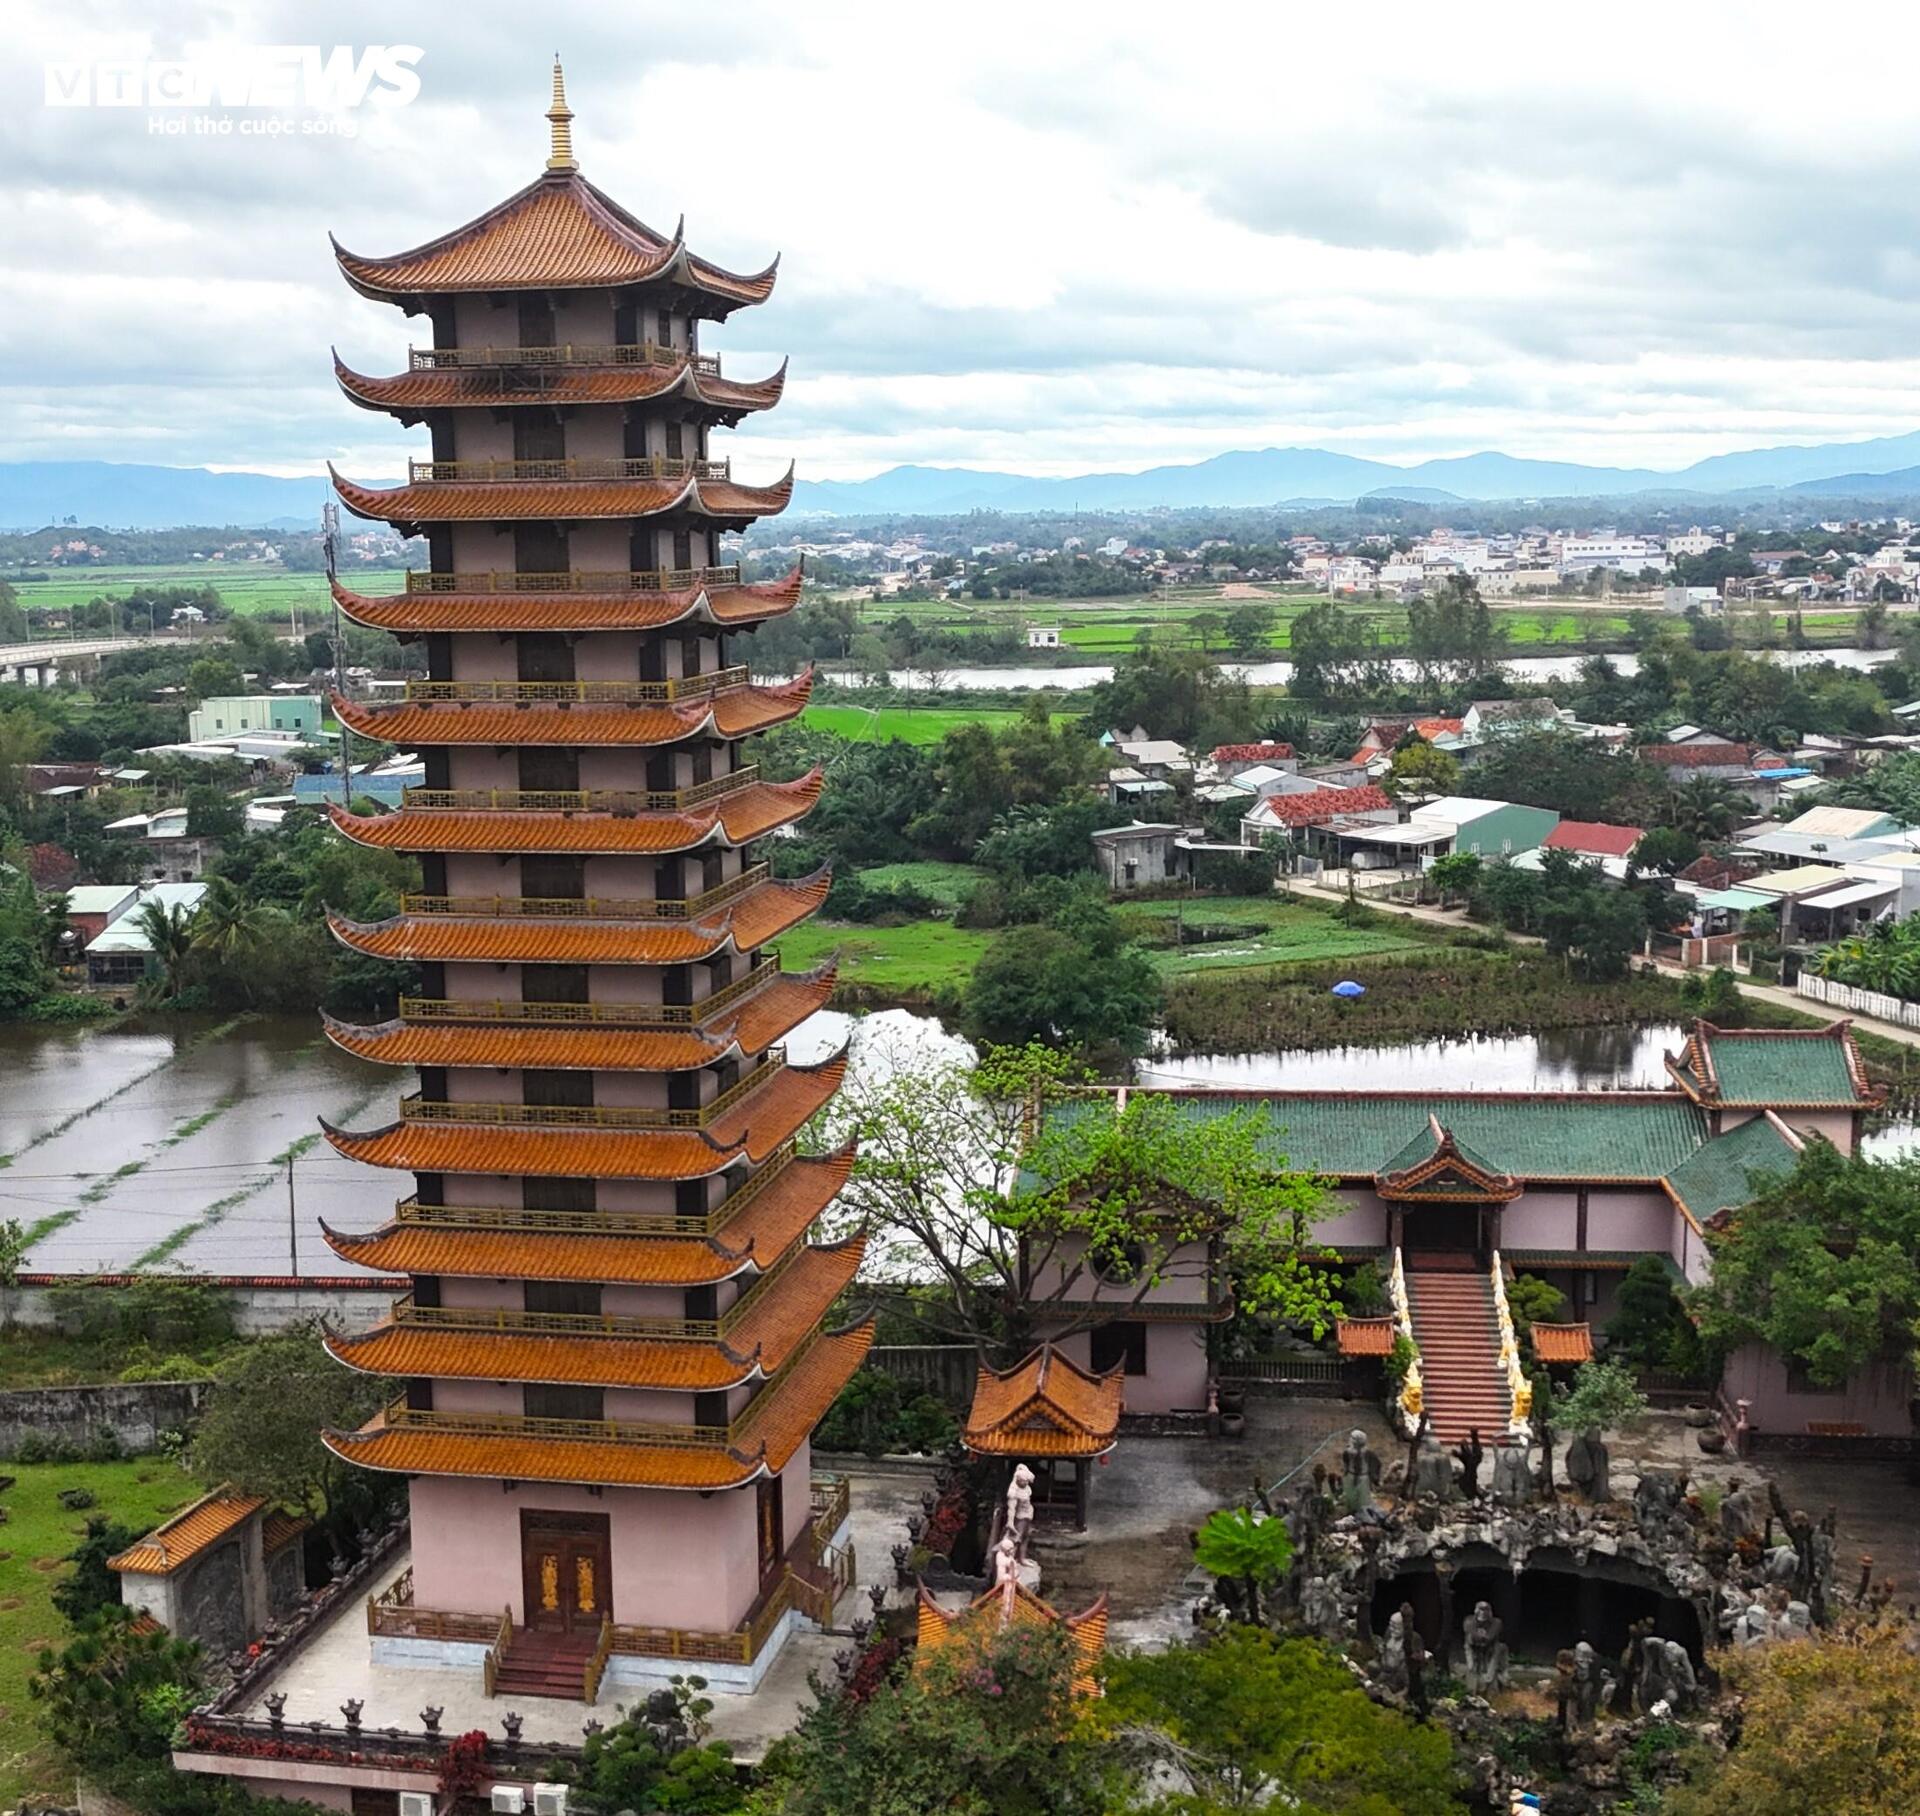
<box><xmin>10</xmin><ymin>0</ymin><xmax>1920</xmax><ymax>485</ymax></box>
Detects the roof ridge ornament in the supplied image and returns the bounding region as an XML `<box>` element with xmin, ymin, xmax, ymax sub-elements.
<box><xmin>546</xmin><ymin>56</ymin><xmax>577</xmax><ymax>174</ymax></box>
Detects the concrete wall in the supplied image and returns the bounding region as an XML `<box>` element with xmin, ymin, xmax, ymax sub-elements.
<box><xmin>1046</xmin><ymin>1319</ymin><xmax>1210</xmax><ymax>1416</ymax></box>
<box><xmin>0</xmin><ymin>1380</ymin><xmax>208</xmax><ymax>1457</ymax></box>
<box><xmin>8</xmin><ymin>1278</ymin><xmax>399</xmax><ymax>1336</ymax></box>
<box><xmin>1723</xmin><ymin>1341</ymin><xmax>1914</xmax><ymax>1438</ymax></box>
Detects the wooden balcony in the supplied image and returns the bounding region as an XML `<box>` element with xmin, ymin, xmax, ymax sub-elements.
<box><xmin>408</xmin><ymin>342</ymin><xmax>720</xmax><ymax>376</ymax></box>
<box><xmin>402</xmin><ymin>665</ymin><xmax>748</xmax><ymax>706</ymax></box>
<box><xmin>399</xmin><ymin>861</ymin><xmax>771</xmax><ymax>923</ymax></box>
<box><xmin>398</xmin><ymin>952</ymin><xmax>778</xmax><ymax>1028</ymax></box>
<box><xmin>396</xmin><ymin>1052</ymin><xmax>785</xmax><ymax>1130</ymax></box>
<box><xmin>401</xmin><ymin>765</ymin><xmax>758</xmax><ymax>814</ymax></box>
<box><xmin>392</xmin><ymin>1140</ymin><xmax>796</xmax><ymax>1237</ymax></box>
<box><xmin>404</xmin><ymin>566</ymin><xmax>742</xmax><ymax>595</ymax></box>
<box><xmin>388</xmin><ymin>1247</ymin><xmax>798</xmax><ymax>1343</ymax></box>
<box><xmin>377</xmin><ymin>1332</ymin><xmax>817</xmax><ymax>1452</ymax></box>
<box><xmin>406</xmin><ymin>455</ymin><xmax>730</xmax><ymax>485</ymax></box>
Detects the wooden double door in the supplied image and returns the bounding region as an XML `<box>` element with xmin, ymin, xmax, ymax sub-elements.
<box><xmin>521</xmin><ymin>1510</ymin><xmax>611</xmax><ymax>1635</ymax></box>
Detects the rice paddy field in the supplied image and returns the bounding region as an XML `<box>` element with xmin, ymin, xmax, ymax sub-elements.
<box><xmin>1114</xmin><ymin>895</ymin><xmax>1425</xmax><ymax>976</ymax></box>
<box><xmin>8</xmin><ymin>563</ymin><xmax>411</xmax><ymax>621</ymax></box>
<box><xmin>772</xmin><ymin>918</ymin><xmax>994</xmax><ymax>998</ymax></box>
<box><xmin>799</xmin><ymin>704</ymin><xmax>1038</xmax><ymax>743</ymax></box>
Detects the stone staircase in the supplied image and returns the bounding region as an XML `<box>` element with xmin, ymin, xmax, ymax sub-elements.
<box><xmin>1406</xmin><ymin>1268</ymin><xmax>1511</xmax><ymax>1445</ymax></box>
<box><xmin>489</xmin><ymin>1626</ymin><xmax>599</xmax><ymax>1701</ymax></box>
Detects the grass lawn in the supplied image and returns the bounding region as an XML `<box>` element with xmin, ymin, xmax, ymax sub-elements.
<box><xmin>856</xmin><ymin>861</ymin><xmax>986</xmax><ymax>908</ymax></box>
<box><xmin>1116</xmin><ymin>896</ymin><xmax>1425</xmax><ymax>977</ymax></box>
<box><xmin>801</xmin><ymin>704</ymin><xmax>1037</xmax><ymax>744</ymax></box>
<box><xmin>774</xmin><ymin>918</ymin><xmax>993</xmax><ymax>997</ymax></box>
<box><xmin>0</xmin><ymin>1459</ymin><xmax>202</xmax><ymax>1806</ymax></box>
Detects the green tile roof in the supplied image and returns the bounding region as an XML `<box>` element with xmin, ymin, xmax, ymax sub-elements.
<box><xmin>1053</xmin><ymin>1092</ymin><xmax>1711</xmax><ymax>1182</ymax></box>
<box><xmin>1693</xmin><ymin>1027</ymin><xmax>1863</xmax><ymax>1107</ymax></box>
<box><xmin>1662</xmin><ymin>1115</ymin><xmax>1798</xmax><ymax>1223</ymax></box>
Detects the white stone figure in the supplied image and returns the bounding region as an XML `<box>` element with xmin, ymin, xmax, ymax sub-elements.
<box><xmin>1006</xmin><ymin>1464</ymin><xmax>1037</xmax><ymax>1563</ymax></box>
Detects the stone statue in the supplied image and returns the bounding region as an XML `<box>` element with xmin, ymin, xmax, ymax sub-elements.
<box><xmin>1379</xmin><ymin>1608</ymin><xmax>1411</xmax><ymax>1693</ymax></box>
<box><xmin>1732</xmin><ymin>1597</ymin><xmax>1776</xmax><ymax>1647</ymax></box>
<box><xmin>1720</xmin><ymin>1476</ymin><xmax>1763</xmax><ymax>1544</ymax></box>
<box><xmin>1492</xmin><ymin>1435</ymin><xmax>1534</xmax><ymax>1507</ymax></box>
<box><xmin>1342</xmin><ymin>1429</ymin><xmax>1381</xmax><ymax>1511</ymax></box>
<box><xmin>1299</xmin><ymin>1572</ymin><xmax>1347</xmax><ymax>1639</ymax></box>
<box><xmin>1638</xmin><ymin>1638</ymin><xmax>1697</xmax><ymax>1715</ymax></box>
<box><xmin>1005</xmin><ymin>1464</ymin><xmax>1036</xmax><ymax>1563</ymax></box>
<box><xmin>1570</xmin><ymin>1639</ymin><xmax>1608</xmax><ymax>1730</ymax></box>
<box><xmin>1412</xmin><ymin>1430</ymin><xmax>1457</xmax><ymax>1501</ymax></box>
<box><xmin>991</xmin><ymin>1530</ymin><xmax>1021</xmax><ymax>1589</ymax></box>
<box><xmin>1634</xmin><ymin>1469</ymin><xmax>1689</xmax><ymax>1543</ymax></box>
<box><xmin>1460</xmin><ymin>1599</ymin><xmax>1509</xmax><ymax>1695</ymax></box>
<box><xmin>1565</xmin><ymin>1426</ymin><xmax>1611</xmax><ymax>1504</ymax></box>
<box><xmin>1454</xmin><ymin>1427</ymin><xmax>1486</xmax><ymax>1498</ymax></box>
<box><xmin>1780</xmin><ymin>1599</ymin><xmax>1813</xmax><ymax>1640</ymax></box>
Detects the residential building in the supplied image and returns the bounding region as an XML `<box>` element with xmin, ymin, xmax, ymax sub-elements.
<box><xmin>62</xmin><ymin>882</ymin><xmax>140</xmax><ymax>945</ymax></box>
<box><xmin>84</xmin><ymin>881</ymin><xmax>208</xmax><ymax>988</ymax></box>
<box><xmin>187</xmin><ymin>694</ymin><xmax>325</xmax><ymax>743</ymax></box>
<box><xmin>1026</xmin><ymin>626</ymin><xmax>1062</xmax><ymax>649</ymax></box>
<box><xmin>1091</xmin><ymin>821</ymin><xmax>1193</xmax><ymax>891</ymax></box>
<box><xmin>1240</xmin><ymin>784</ymin><xmax>1395</xmax><ymax>848</ymax></box>
<box><xmin>1209</xmin><ymin>740</ymin><xmax>1296</xmax><ymax>779</ymax></box>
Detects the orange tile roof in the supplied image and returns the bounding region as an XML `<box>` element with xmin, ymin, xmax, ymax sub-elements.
<box><xmin>331</xmin><ymin>568</ymin><xmax>804</xmax><ymax>636</ymax></box>
<box><xmin>326</xmin><ymin>770</ymin><xmax>823</xmax><ymax>856</ymax></box>
<box><xmin>964</xmin><ymin>1346</ymin><xmax>1123</xmax><ymax>1459</ymax></box>
<box><xmin>915</xmin><ymin>1582</ymin><xmax>1109</xmax><ymax>1698</ymax></box>
<box><xmin>332</xmin><ymin>465</ymin><xmax>793</xmax><ymax>529</ymax></box>
<box><xmin>322</xmin><ymin>1322</ymin><xmax>872</xmax><ymax>1490</ymax></box>
<box><xmin>334</xmin><ymin>351</ymin><xmax>786</xmax><ymax>420</ymax></box>
<box><xmin>108</xmin><ymin>1490</ymin><xmax>266</xmax><ymax>1576</ymax></box>
<box><xmin>325</xmin><ymin>872</ymin><xmax>829</xmax><ymax>966</ymax></box>
<box><xmin>330</xmin><ymin>676</ymin><xmax>811</xmax><ymax>748</ymax></box>
<box><xmin>324</xmin><ymin>1238</ymin><xmax>862</xmax><ymax>1389</ymax></box>
<box><xmin>260</xmin><ymin>1512</ymin><xmax>311</xmax><ymax>1555</ymax></box>
<box><xmin>321</xmin><ymin>1050</ymin><xmax>847</xmax><ymax>1178</ymax></box>
<box><xmin>320</xmin><ymin>971</ymin><xmax>833</xmax><ymax>1071</ymax></box>
<box><xmin>1335</xmin><ymin>1317</ymin><xmax>1397</xmax><ymax>1357</ymax></box>
<box><xmin>320</xmin><ymin>1146</ymin><xmax>856</xmax><ymax>1286</ymax></box>
<box><xmin>332</xmin><ymin>170</ymin><xmax>777</xmax><ymax>309</ymax></box>
<box><xmin>1530</xmin><ymin>1322</ymin><xmax>1595</xmax><ymax>1364</ymax></box>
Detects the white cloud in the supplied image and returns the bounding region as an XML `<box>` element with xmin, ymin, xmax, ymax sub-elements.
<box><xmin>6</xmin><ymin>0</ymin><xmax>1920</xmax><ymax>482</ymax></box>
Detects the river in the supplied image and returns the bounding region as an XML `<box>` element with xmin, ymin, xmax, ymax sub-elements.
<box><xmin>6</xmin><ymin>1009</ymin><xmax>1910</xmax><ymax>1275</ymax></box>
<box><xmin>874</xmin><ymin>645</ymin><xmax>1897</xmax><ymax>692</ymax></box>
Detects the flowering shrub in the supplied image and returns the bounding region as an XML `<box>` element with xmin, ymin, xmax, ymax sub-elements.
<box><xmin>439</xmin><ymin>1729</ymin><xmax>491</xmax><ymax>1800</ymax></box>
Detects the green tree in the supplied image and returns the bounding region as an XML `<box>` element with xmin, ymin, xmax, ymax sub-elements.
<box><xmin>1663</xmin><ymin>774</ymin><xmax>1744</xmax><ymax>843</ymax></box>
<box><xmin>1631</xmin><ymin>825</ymin><xmax>1703</xmax><ymax>876</ymax></box>
<box><xmin>30</xmin><ymin>1606</ymin><xmax>206</xmax><ymax>1771</ymax></box>
<box><xmin>1190</xmin><ymin>1507</ymin><xmax>1293</xmax><ymax>1624</ymax></box>
<box><xmin>1223</xmin><ymin>600</ymin><xmax>1276</xmax><ymax>657</ymax></box>
<box><xmin>1552</xmin><ymin>1358</ymin><xmax>1649</xmax><ymax>1436</ymax></box>
<box><xmin>1405</xmin><ymin>574</ymin><xmax>1507</xmax><ymax>691</ymax></box>
<box><xmin>1388</xmin><ymin>740</ymin><xmax>1460</xmax><ymax>796</ymax></box>
<box><xmin>52</xmin><ymin>1518</ymin><xmax>142</xmax><ymax>1628</ymax></box>
<box><xmin>1691</xmin><ymin>1141</ymin><xmax>1920</xmax><ymax>1387</ymax></box>
<box><xmin>185</xmin><ymin>656</ymin><xmax>244</xmax><ymax>699</ymax></box>
<box><xmin>131</xmin><ymin>898</ymin><xmax>200</xmax><ymax>1005</ymax></box>
<box><xmin>183</xmin><ymin>784</ymin><xmax>244</xmax><ymax>840</ymax></box>
<box><xmin>1102</xmin><ymin>1627</ymin><xmax>1466</xmax><ymax>1814</ymax></box>
<box><xmin>761</xmin><ymin>1617</ymin><xmax>1117</xmax><ymax>1816</ymax></box>
<box><xmin>1426</xmin><ymin>851</ymin><xmax>1481</xmax><ymax>906</ymax></box>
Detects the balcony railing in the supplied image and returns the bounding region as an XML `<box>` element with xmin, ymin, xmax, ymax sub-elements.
<box><xmin>406</xmin><ymin>455</ymin><xmax>730</xmax><ymax>485</ymax></box>
<box><xmin>399</xmin><ymin>861</ymin><xmax>771</xmax><ymax>923</ymax></box>
<box><xmin>398</xmin><ymin>952</ymin><xmax>778</xmax><ymax>1028</ymax></box>
<box><xmin>397</xmin><ymin>1051</ymin><xmax>784</xmax><ymax>1131</ymax></box>
<box><xmin>409</xmin><ymin>341</ymin><xmax>720</xmax><ymax>376</ymax></box>
<box><xmin>401</xmin><ymin>766</ymin><xmax>758</xmax><ymax>814</ymax></box>
<box><xmin>378</xmin><ymin>1333</ymin><xmax>817</xmax><ymax>1452</ymax></box>
<box><xmin>388</xmin><ymin>1247</ymin><xmax>798</xmax><ymax>1344</ymax></box>
<box><xmin>402</xmin><ymin>665</ymin><xmax>748</xmax><ymax>706</ymax></box>
<box><xmin>392</xmin><ymin>1140</ymin><xmax>796</xmax><ymax>1237</ymax></box>
<box><xmin>404</xmin><ymin>566</ymin><xmax>742</xmax><ymax>595</ymax></box>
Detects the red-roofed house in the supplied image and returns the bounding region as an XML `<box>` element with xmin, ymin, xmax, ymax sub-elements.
<box><xmin>1543</xmin><ymin>821</ymin><xmax>1645</xmax><ymax>861</ymax></box>
<box><xmin>1352</xmin><ymin>718</ymin><xmax>1465</xmax><ymax>763</ymax></box>
<box><xmin>1637</xmin><ymin>742</ymin><xmax>1754</xmax><ymax>780</ymax></box>
<box><xmin>1241</xmin><ymin>784</ymin><xmax>1395</xmax><ymax>845</ymax></box>
<box><xmin>1211</xmin><ymin>740</ymin><xmax>1297</xmax><ymax>778</ymax></box>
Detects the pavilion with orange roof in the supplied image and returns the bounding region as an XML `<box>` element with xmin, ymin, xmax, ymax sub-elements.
<box><xmin>963</xmin><ymin>1345</ymin><xmax>1124</xmax><ymax>1530</ymax></box>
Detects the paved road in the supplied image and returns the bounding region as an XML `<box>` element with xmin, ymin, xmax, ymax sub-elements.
<box><xmin>1289</xmin><ymin>877</ymin><xmax>1920</xmax><ymax>1053</ymax></box>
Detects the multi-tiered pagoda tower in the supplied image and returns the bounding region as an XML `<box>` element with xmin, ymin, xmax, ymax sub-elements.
<box><xmin>314</xmin><ymin>66</ymin><xmax>869</xmax><ymax>1696</ymax></box>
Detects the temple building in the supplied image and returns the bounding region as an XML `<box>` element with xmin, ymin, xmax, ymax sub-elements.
<box><xmin>178</xmin><ymin>77</ymin><xmax>867</xmax><ymax>1807</ymax></box>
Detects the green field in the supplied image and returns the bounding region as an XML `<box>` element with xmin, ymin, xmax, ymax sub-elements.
<box><xmin>856</xmin><ymin>861</ymin><xmax>987</xmax><ymax>907</ymax></box>
<box><xmin>799</xmin><ymin>704</ymin><xmax>1038</xmax><ymax>744</ymax></box>
<box><xmin>1115</xmin><ymin>896</ymin><xmax>1425</xmax><ymax>976</ymax></box>
<box><xmin>0</xmin><ymin>1459</ymin><xmax>202</xmax><ymax>1805</ymax></box>
<box><xmin>773</xmin><ymin>919</ymin><xmax>993</xmax><ymax>997</ymax></box>
<box><xmin>9</xmin><ymin>563</ymin><xmax>413</xmax><ymax>621</ymax></box>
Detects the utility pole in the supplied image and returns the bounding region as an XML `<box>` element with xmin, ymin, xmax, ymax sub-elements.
<box><xmin>323</xmin><ymin>501</ymin><xmax>352</xmax><ymax>805</ymax></box>
<box><xmin>287</xmin><ymin>1156</ymin><xmax>298</xmax><ymax>1275</ymax></box>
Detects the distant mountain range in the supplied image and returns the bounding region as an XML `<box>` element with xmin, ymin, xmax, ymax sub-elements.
<box><xmin>15</xmin><ymin>431</ymin><xmax>1920</xmax><ymax>531</ymax></box>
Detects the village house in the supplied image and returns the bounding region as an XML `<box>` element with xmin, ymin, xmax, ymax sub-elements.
<box><xmin>1091</xmin><ymin>821</ymin><xmax>1194</xmax><ymax>892</ymax></box>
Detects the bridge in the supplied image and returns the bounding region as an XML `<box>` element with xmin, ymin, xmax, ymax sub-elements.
<box><xmin>0</xmin><ymin>635</ymin><xmax>165</xmax><ymax>683</ymax></box>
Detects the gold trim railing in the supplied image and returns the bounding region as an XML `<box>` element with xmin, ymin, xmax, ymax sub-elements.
<box><xmin>810</xmin><ymin>1472</ymin><xmax>851</xmax><ymax>1543</ymax></box>
<box><xmin>367</xmin><ymin>1568</ymin><xmax>504</xmax><ymax>1644</ymax></box>
<box><xmin>399</xmin><ymin>951</ymin><xmax>779</xmax><ymax>1027</ymax></box>
<box><xmin>482</xmin><ymin>1605</ymin><xmax>512</xmax><ymax>1697</ymax></box>
<box><xmin>407</xmin><ymin>455</ymin><xmax>730</xmax><ymax>485</ymax></box>
<box><xmin>403</xmin><ymin>766</ymin><xmax>758</xmax><ymax>815</ymax></box>
<box><xmin>399</xmin><ymin>862</ymin><xmax>771</xmax><ymax>923</ymax></box>
<box><xmin>584</xmin><ymin>1613</ymin><xmax>613</xmax><ymax>1703</ymax></box>
<box><xmin>403</xmin><ymin>665</ymin><xmax>748</xmax><ymax>706</ymax></box>
<box><xmin>388</xmin><ymin>1246</ymin><xmax>797</xmax><ymax>1343</ymax></box>
<box><xmin>397</xmin><ymin>1051</ymin><xmax>784</xmax><ymax>1130</ymax></box>
<box><xmin>380</xmin><ymin>1334</ymin><xmax>816</xmax><ymax>1452</ymax></box>
<box><xmin>409</xmin><ymin>342</ymin><xmax>719</xmax><ymax>376</ymax></box>
<box><xmin>393</xmin><ymin>1141</ymin><xmax>794</xmax><ymax>1237</ymax></box>
<box><xmin>405</xmin><ymin>566</ymin><xmax>741</xmax><ymax>595</ymax></box>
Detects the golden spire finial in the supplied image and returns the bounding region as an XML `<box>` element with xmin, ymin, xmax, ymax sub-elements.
<box><xmin>546</xmin><ymin>56</ymin><xmax>576</xmax><ymax>173</ymax></box>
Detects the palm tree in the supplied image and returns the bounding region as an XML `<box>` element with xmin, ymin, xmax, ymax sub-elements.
<box><xmin>190</xmin><ymin>877</ymin><xmax>269</xmax><ymax>973</ymax></box>
<box><xmin>131</xmin><ymin>900</ymin><xmax>199</xmax><ymax>1005</ymax></box>
<box><xmin>1664</xmin><ymin>775</ymin><xmax>1744</xmax><ymax>843</ymax></box>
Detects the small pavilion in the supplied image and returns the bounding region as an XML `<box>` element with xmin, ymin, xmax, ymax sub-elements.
<box><xmin>963</xmin><ymin>1345</ymin><xmax>1123</xmax><ymax>1531</ymax></box>
<box><xmin>915</xmin><ymin>1580</ymin><xmax>1110</xmax><ymax>1697</ymax></box>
